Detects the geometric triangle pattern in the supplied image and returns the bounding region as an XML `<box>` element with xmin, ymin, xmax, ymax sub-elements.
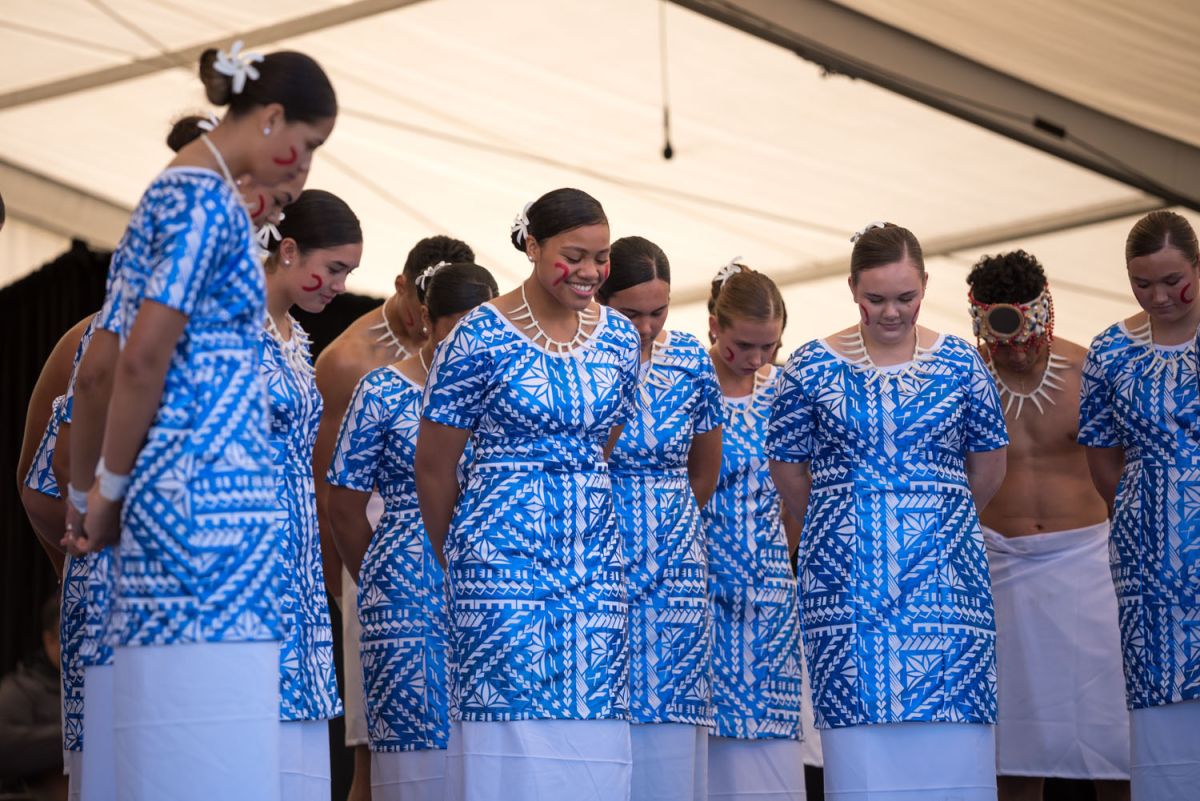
<box><xmin>767</xmin><ymin>335</ymin><xmax>1007</xmax><ymax>728</ymax></box>
<box><xmin>58</xmin><ymin>317</ymin><xmax>117</xmax><ymax>673</ymax></box>
<box><xmin>263</xmin><ymin>322</ymin><xmax>342</xmax><ymax>722</ymax></box>
<box><xmin>1079</xmin><ymin>321</ymin><xmax>1200</xmax><ymax>709</ymax></box>
<box><xmin>702</xmin><ymin>366</ymin><xmax>805</xmax><ymax>739</ymax></box>
<box><xmin>327</xmin><ymin>365</ymin><xmax>451</xmax><ymax>751</ymax></box>
<box><xmin>609</xmin><ymin>330</ymin><xmax>722</xmax><ymax>726</ymax></box>
<box><xmin>105</xmin><ymin>171</ymin><xmax>282</xmax><ymax>647</ymax></box>
<box><xmin>421</xmin><ymin>304</ymin><xmax>641</xmax><ymax>721</ymax></box>
<box><xmin>23</xmin><ymin>395</ymin><xmax>86</xmax><ymax>752</ymax></box>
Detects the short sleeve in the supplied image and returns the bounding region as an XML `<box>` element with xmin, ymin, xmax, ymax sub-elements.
<box><xmin>422</xmin><ymin>312</ymin><xmax>495</xmax><ymax>431</ymax></box>
<box><xmin>963</xmin><ymin>346</ymin><xmax>1009</xmax><ymax>453</ymax></box>
<box><xmin>326</xmin><ymin>374</ymin><xmax>389</xmax><ymax>492</ymax></box>
<box><xmin>143</xmin><ymin>183</ymin><xmax>237</xmax><ymax>317</ymax></box>
<box><xmin>692</xmin><ymin>356</ymin><xmax>723</xmax><ymax>436</ymax></box>
<box><xmin>766</xmin><ymin>347</ymin><xmax>819</xmax><ymax>463</ymax></box>
<box><xmin>1078</xmin><ymin>341</ymin><xmax>1119</xmax><ymax>448</ymax></box>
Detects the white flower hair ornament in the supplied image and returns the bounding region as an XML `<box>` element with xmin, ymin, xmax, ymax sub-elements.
<box><xmin>850</xmin><ymin>221</ymin><xmax>887</xmax><ymax>244</ymax></box>
<box><xmin>416</xmin><ymin>260</ymin><xmax>451</xmax><ymax>292</ymax></box>
<box><xmin>713</xmin><ymin>256</ymin><xmax>744</xmax><ymax>287</ymax></box>
<box><xmin>196</xmin><ymin>112</ymin><xmax>221</xmax><ymax>132</ymax></box>
<box><xmin>213</xmin><ymin>40</ymin><xmax>264</xmax><ymax>95</ymax></box>
<box><xmin>510</xmin><ymin>201</ymin><xmax>533</xmax><ymax>246</ymax></box>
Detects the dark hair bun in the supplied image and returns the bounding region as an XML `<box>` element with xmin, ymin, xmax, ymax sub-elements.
<box><xmin>166</xmin><ymin>114</ymin><xmax>209</xmax><ymax>153</ymax></box>
<box><xmin>198</xmin><ymin>48</ymin><xmax>233</xmax><ymax>106</ymax></box>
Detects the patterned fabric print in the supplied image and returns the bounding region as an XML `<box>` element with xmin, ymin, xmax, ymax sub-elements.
<box><xmin>327</xmin><ymin>366</ymin><xmax>450</xmax><ymax>751</ymax></box>
<box><xmin>24</xmin><ymin>397</ymin><xmax>85</xmax><ymax>751</ymax></box>
<box><xmin>766</xmin><ymin>335</ymin><xmax>1008</xmax><ymax>729</ymax></box>
<box><xmin>702</xmin><ymin>367</ymin><xmax>804</xmax><ymax>739</ymax></box>
<box><xmin>608</xmin><ymin>331</ymin><xmax>722</xmax><ymax>726</ymax></box>
<box><xmin>1079</xmin><ymin>322</ymin><xmax>1200</xmax><ymax>709</ymax></box>
<box><xmin>58</xmin><ymin>317</ymin><xmax>114</xmax><ymax>671</ymax></box>
<box><xmin>264</xmin><ymin>323</ymin><xmax>342</xmax><ymax>721</ymax></box>
<box><xmin>422</xmin><ymin>304</ymin><xmax>641</xmax><ymax>722</ymax></box>
<box><xmin>109</xmin><ymin>168</ymin><xmax>281</xmax><ymax>647</ymax></box>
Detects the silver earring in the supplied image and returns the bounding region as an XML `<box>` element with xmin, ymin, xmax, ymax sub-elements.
<box><xmin>263</xmin><ymin>127</ymin><xmax>271</xmax><ymax>136</ymax></box>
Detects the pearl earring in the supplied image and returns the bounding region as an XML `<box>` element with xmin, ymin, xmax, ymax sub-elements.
<box><xmin>263</xmin><ymin>127</ymin><xmax>271</xmax><ymax>136</ymax></box>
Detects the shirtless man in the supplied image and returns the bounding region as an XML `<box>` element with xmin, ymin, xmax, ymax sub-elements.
<box><xmin>967</xmin><ymin>251</ymin><xmax>1129</xmax><ymax>801</ymax></box>
<box><xmin>314</xmin><ymin>234</ymin><xmax>474</xmax><ymax>801</ymax></box>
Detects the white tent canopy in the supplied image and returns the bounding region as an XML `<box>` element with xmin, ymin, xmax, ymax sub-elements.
<box><xmin>2</xmin><ymin>0</ymin><xmax>1196</xmax><ymax>352</ymax></box>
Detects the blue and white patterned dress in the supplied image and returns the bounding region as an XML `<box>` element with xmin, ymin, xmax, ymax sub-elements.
<box><xmin>24</xmin><ymin>395</ymin><xmax>84</xmax><ymax>752</ymax></box>
<box><xmin>609</xmin><ymin>331</ymin><xmax>722</xmax><ymax>726</ymax></box>
<box><xmin>766</xmin><ymin>335</ymin><xmax>1008</xmax><ymax>729</ymax></box>
<box><xmin>1079</xmin><ymin>320</ymin><xmax>1200</xmax><ymax>709</ymax></box>
<box><xmin>327</xmin><ymin>365</ymin><xmax>451</xmax><ymax>751</ymax></box>
<box><xmin>702</xmin><ymin>366</ymin><xmax>804</xmax><ymax>740</ymax></box>
<box><xmin>56</xmin><ymin>318</ymin><xmax>116</xmax><ymax>682</ymax></box>
<box><xmin>108</xmin><ymin>168</ymin><xmax>281</xmax><ymax>648</ymax></box>
<box><xmin>264</xmin><ymin>320</ymin><xmax>341</xmax><ymax>721</ymax></box>
<box><xmin>422</xmin><ymin>303</ymin><xmax>641</xmax><ymax>721</ymax></box>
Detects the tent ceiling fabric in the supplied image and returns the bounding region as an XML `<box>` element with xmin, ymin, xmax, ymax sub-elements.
<box><xmin>835</xmin><ymin>0</ymin><xmax>1200</xmax><ymax>150</ymax></box>
<box><xmin>0</xmin><ymin>0</ymin><xmax>1178</xmax><ymax>354</ymax></box>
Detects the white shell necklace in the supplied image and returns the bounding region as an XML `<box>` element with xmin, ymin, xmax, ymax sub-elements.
<box><xmin>265</xmin><ymin>312</ymin><xmax>313</xmax><ymax>378</ymax></box>
<box><xmin>839</xmin><ymin>325</ymin><xmax>933</xmax><ymax>387</ymax></box>
<box><xmin>199</xmin><ymin>134</ymin><xmax>238</xmax><ymax>192</ymax></box>
<box><xmin>510</xmin><ymin>282</ymin><xmax>598</xmax><ymax>354</ymax></box>
<box><xmin>988</xmin><ymin>350</ymin><xmax>1069</xmax><ymax>419</ymax></box>
<box><xmin>368</xmin><ymin>296</ymin><xmax>409</xmax><ymax>359</ymax></box>
<box><xmin>1128</xmin><ymin>317</ymin><xmax>1197</xmax><ymax>380</ymax></box>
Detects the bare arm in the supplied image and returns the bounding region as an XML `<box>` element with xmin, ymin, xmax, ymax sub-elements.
<box><xmin>686</xmin><ymin>426</ymin><xmax>722</xmax><ymax>509</ymax></box>
<box><xmin>1085</xmin><ymin>445</ymin><xmax>1125</xmax><ymax>516</ymax></box>
<box><xmin>966</xmin><ymin>447</ymin><xmax>1008</xmax><ymax>512</ymax></box>
<box><xmin>327</xmin><ymin>486</ymin><xmax>374</xmax><ymax>581</ymax></box>
<box><xmin>770</xmin><ymin>459</ymin><xmax>812</xmax><ymax>553</ymax></box>
<box><xmin>313</xmin><ymin>348</ymin><xmax>365</xmax><ymax>598</ymax></box>
<box><xmin>19</xmin><ymin>487</ymin><xmax>65</xmax><ymax>579</ymax></box>
<box><xmin>603</xmin><ymin>424</ymin><xmax>625</xmax><ymax>461</ymax></box>
<box><xmin>414</xmin><ymin>420</ymin><xmax>471</xmax><ymax>568</ymax></box>
<box><xmin>782</xmin><ymin>505</ymin><xmax>804</xmax><ymax>560</ymax></box>
<box><xmin>16</xmin><ymin>318</ymin><xmax>87</xmax><ymax>490</ymax></box>
<box><xmin>82</xmin><ymin>302</ymin><xmax>185</xmax><ymax>551</ymax></box>
<box><xmin>65</xmin><ymin>329</ymin><xmax>118</xmax><ymax>495</ymax></box>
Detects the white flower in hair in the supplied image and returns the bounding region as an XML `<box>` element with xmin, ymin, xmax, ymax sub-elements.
<box><xmin>196</xmin><ymin>112</ymin><xmax>221</xmax><ymax>132</ymax></box>
<box><xmin>416</xmin><ymin>260</ymin><xmax>451</xmax><ymax>292</ymax></box>
<box><xmin>850</xmin><ymin>221</ymin><xmax>887</xmax><ymax>244</ymax></box>
<box><xmin>510</xmin><ymin>201</ymin><xmax>533</xmax><ymax>245</ymax></box>
<box><xmin>713</xmin><ymin>256</ymin><xmax>744</xmax><ymax>286</ymax></box>
<box><xmin>214</xmin><ymin>40</ymin><xmax>264</xmax><ymax>95</ymax></box>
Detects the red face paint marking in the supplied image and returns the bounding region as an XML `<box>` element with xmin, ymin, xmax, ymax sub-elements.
<box><xmin>858</xmin><ymin>303</ymin><xmax>870</xmax><ymax>326</ymax></box>
<box><xmin>912</xmin><ymin>301</ymin><xmax>922</xmax><ymax>325</ymax></box>
<box><xmin>301</xmin><ymin>273</ymin><xmax>323</xmax><ymax>292</ymax></box>
<box><xmin>552</xmin><ymin>261</ymin><xmax>570</xmax><ymax>286</ymax></box>
<box><xmin>1181</xmin><ymin>283</ymin><xmax>1195</xmax><ymax>304</ymax></box>
<box><xmin>723</xmin><ymin>346</ymin><xmax>735</xmax><ymax>363</ymax></box>
<box><xmin>405</xmin><ymin>312</ymin><xmax>415</xmax><ymax>328</ymax></box>
<box><xmin>247</xmin><ymin>193</ymin><xmax>265</xmax><ymax>219</ymax></box>
<box><xmin>600</xmin><ymin>263</ymin><xmax>610</xmax><ymax>283</ymax></box>
<box><xmin>272</xmin><ymin>146</ymin><xmax>298</xmax><ymax>166</ymax></box>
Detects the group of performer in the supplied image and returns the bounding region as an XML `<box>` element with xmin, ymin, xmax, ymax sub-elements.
<box><xmin>13</xmin><ymin>40</ymin><xmax>1200</xmax><ymax>801</ymax></box>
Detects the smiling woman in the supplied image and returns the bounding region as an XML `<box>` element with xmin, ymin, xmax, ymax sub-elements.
<box><xmin>413</xmin><ymin>188</ymin><xmax>641</xmax><ymax>801</ymax></box>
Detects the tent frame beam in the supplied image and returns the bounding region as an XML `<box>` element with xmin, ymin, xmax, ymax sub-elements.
<box><xmin>670</xmin><ymin>0</ymin><xmax>1200</xmax><ymax>213</ymax></box>
<box><xmin>0</xmin><ymin>0</ymin><xmax>428</xmax><ymax>110</ymax></box>
<box><xmin>0</xmin><ymin>158</ymin><xmax>132</xmax><ymax>247</ymax></box>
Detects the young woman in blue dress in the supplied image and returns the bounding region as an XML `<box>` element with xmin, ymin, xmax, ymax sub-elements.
<box><xmin>599</xmin><ymin>236</ymin><xmax>723</xmax><ymax>801</ymax></box>
<box><xmin>77</xmin><ymin>45</ymin><xmax>337</xmax><ymax>801</ymax></box>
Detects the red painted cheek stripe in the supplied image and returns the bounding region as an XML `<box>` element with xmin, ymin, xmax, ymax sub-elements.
<box><xmin>912</xmin><ymin>301</ymin><xmax>922</xmax><ymax>325</ymax></box>
<box><xmin>247</xmin><ymin>194</ymin><xmax>265</xmax><ymax>219</ymax></box>
<box><xmin>723</xmin><ymin>347</ymin><xmax>735</xmax><ymax>363</ymax></box>
<box><xmin>552</xmin><ymin>261</ymin><xmax>570</xmax><ymax>286</ymax></box>
<box><xmin>273</xmin><ymin>146</ymin><xmax>298</xmax><ymax>166</ymax></box>
<box><xmin>1181</xmin><ymin>283</ymin><xmax>1195</xmax><ymax>304</ymax></box>
<box><xmin>301</xmin><ymin>274</ymin><xmax>323</xmax><ymax>292</ymax></box>
<box><xmin>859</xmin><ymin>303</ymin><xmax>870</xmax><ymax>326</ymax></box>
